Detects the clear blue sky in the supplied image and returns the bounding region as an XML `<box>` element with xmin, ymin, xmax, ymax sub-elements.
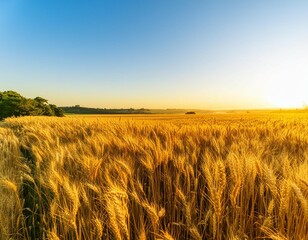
<box><xmin>1</xmin><ymin>0</ymin><xmax>308</xmax><ymax>109</ymax></box>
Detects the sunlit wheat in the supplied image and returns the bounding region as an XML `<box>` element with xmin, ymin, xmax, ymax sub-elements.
<box><xmin>0</xmin><ymin>112</ymin><xmax>307</xmax><ymax>239</ymax></box>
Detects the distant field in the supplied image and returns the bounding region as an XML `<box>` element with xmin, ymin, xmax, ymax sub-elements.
<box><xmin>1</xmin><ymin>112</ymin><xmax>308</xmax><ymax>239</ymax></box>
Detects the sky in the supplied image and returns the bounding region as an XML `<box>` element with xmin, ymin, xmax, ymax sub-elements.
<box><xmin>1</xmin><ymin>0</ymin><xmax>308</xmax><ymax>109</ymax></box>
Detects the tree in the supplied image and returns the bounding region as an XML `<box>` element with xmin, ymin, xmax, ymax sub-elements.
<box><xmin>0</xmin><ymin>91</ymin><xmax>25</xmax><ymax>119</ymax></box>
<box><xmin>50</xmin><ymin>104</ymin><xmax>64</xmax><ymax>117</ymax></box>
<box><xmin>0</xmin><ymin>90</ymin><xmax>64</xmax><ymax>120</ymax></box>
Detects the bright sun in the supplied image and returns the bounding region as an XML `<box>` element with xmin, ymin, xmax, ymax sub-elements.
<box><xmin>265</xmin><ymin>80</ymin><xmax>307</xmax><ymax>108</ymax></box>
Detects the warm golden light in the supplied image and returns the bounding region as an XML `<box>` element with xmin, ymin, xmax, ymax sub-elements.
<box><xmin>265</xmin><ymin>79</ymin><xmax>307</xmax><ymax>108</ymax></box>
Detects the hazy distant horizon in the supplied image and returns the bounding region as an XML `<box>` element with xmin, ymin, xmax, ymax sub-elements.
<box><xmin>1</xmin><ymin>1</ymin><xmax>308</xmax><ymax>109</ymax></box>
<box><xmin>59</xmin><ymin>103</ymin><xmax>305</xmax><ymax>112</ymax></box>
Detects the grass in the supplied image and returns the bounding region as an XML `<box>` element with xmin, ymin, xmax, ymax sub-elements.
<box><xmin>0</xmin><ymin>112</ymin><xmax>307</xmax><ymax>239</ymax></box>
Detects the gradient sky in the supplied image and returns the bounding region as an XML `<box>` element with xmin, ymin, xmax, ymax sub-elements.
<box><xmin>1</xmin><ymin>0</ymin><xmax>308</xmax><ymax>109</ymax></box>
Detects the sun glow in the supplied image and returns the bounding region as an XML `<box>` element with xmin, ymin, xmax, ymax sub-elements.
<box><xmin>265</xmin><ymin>79</ymin><xmax>307</xmax><ymax>108</ymax></box>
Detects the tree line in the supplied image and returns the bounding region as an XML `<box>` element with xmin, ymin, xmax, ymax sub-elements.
<box><xmin>0</xmin><ymin>91</ymin><xmax>64</xmax><ymax>120</ymax></box>
<box><xmin>61</xmin><ymin>105</ymin><xmax>151</xmax><ymax>114</ymax></box>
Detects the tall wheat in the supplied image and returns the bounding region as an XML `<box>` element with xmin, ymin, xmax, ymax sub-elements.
<box><xmin>0</xmin><ymin>112</ymin><xmax>307</xmax><ymax>239</ymax></box>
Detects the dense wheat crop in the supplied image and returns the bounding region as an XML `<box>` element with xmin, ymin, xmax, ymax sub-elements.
<box><xmin>0</xmin><ymin>112</ymin><xmax>307</xmax><ymax>239</ymax></box>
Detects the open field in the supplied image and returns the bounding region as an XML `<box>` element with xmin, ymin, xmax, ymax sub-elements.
<box><xmin>0</xmin><ymin>112</ymin><xmax>308</xmax><ymax>239</ymax></box>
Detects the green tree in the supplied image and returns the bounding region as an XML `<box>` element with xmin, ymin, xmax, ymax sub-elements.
<box><xmin>50</xmin><ymin>104</ymin><xmax>64</xmax><ymax>117</ymax></box>
<box><xmin>0</xmin><ymin>90</ymin><xmax>64</xmax><ymax>119</ymax></box>
<box><xmin>0</xmin><ymin>91</ymin><xmax>25</xmax><ymax>119</ymax></box>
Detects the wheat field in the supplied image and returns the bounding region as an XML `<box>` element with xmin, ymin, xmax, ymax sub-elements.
<box><xmin>0</xmin><ymin>112</ymin><xmax>307</xmax><ymax>239</ymax></box>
